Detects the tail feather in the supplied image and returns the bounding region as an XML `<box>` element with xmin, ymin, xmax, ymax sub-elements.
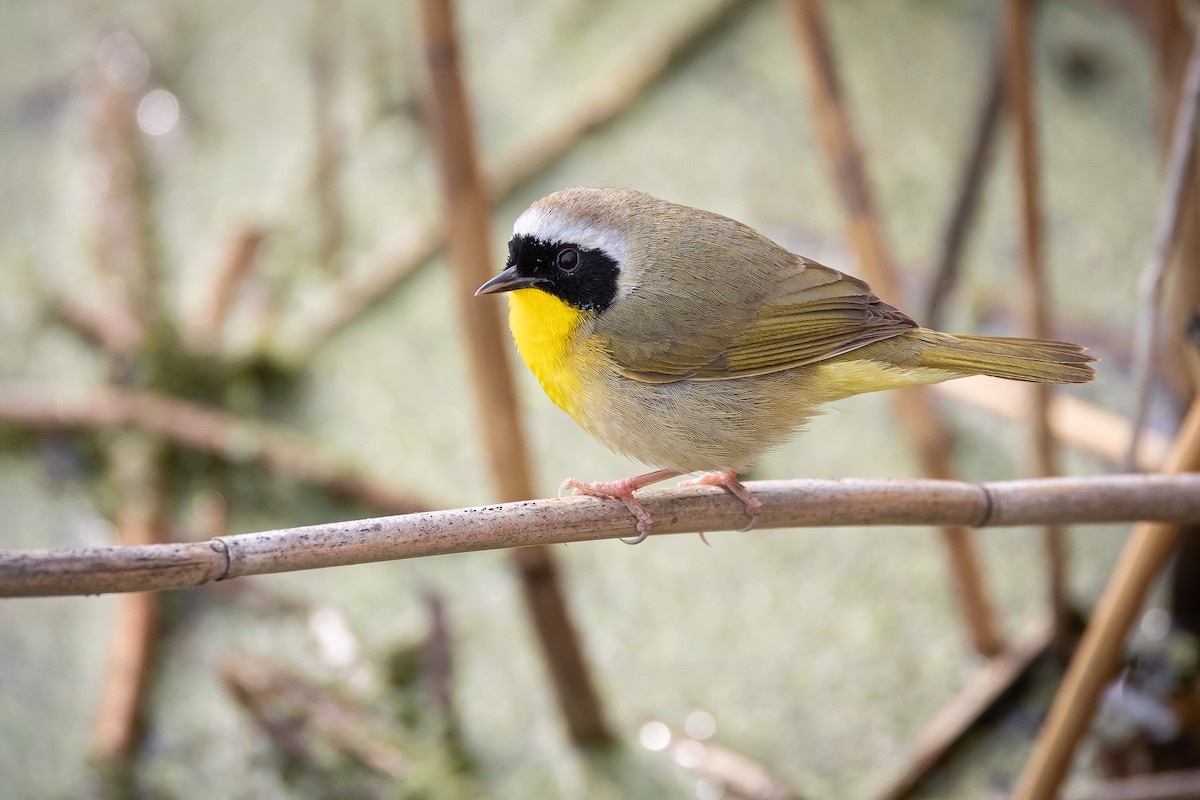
<box><xmin>908</xmin><ymin>329</ymin><xmax>1096</xmax><ymax>384</ymax></box>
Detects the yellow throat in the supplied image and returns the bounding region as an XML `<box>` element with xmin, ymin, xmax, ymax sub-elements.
<box><xmin>507</xmin><ymin>288</ymin><xmax>592</xmax><ymax>416</ymax></box>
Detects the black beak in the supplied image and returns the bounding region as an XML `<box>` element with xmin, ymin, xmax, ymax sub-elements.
<box><xmin>474</xmin><ymin>266</ymin><xmax>544</xmax><ymax>296</ymax></box>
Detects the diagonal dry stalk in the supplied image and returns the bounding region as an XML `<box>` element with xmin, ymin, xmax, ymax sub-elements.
<box><xmin>185</xmin><ymin>226</ymin><xmax>267</xmax><ymax>351</ymax></box>
<box><xmin>933</xmin><ymin>376</ymin><xmax>1170</xmax><ymax>471</ymax></box>
<box><xmin>782</xmin><ymin>0</ymin><xmax>1004</xmax><ymax>657</ymax></box>
<box><xmin>0</xmin><ymin>382</ymin><xmax>429</xmax><ymax>513</ymax></box>
<box><xmin>1013</xmin><ymin>400</ymin><xmax>1200</xmax><ymax>800</ymax></box>
<box><xmin>221</xmin><ymin>657</ymin><xmax>411</xmax><ymax>779</ymax></box>
<box><xmin>663</xmin><ymin>726</ymin><xmax>806</xmax><ymax>800</ymax></box>
<box><xmin>924</xmin><ymin>34</ymin><xmax>1006</xmax><ymax>330</ymax></box>
<box><xmin>92</xmin><ymin>435</ymin><xmax>168</xmax><ymax>769</ymax></box>
<box><xmin>1128</xmin><ymin>31</ymin><xmax>1200</xmax><ymax>468</ymax></box>
<box><xmin>872</xmin><ymin>620</ymin><xmax>1054</xmax><ymax>800</ymax></box>
<box><xmin>416</xmin><ymin>0</ymin><xmax>611</xmax><ymax>746</ymax></box>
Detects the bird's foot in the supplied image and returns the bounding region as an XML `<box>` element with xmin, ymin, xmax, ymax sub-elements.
<box><xmin>559</xmin><ymin>470</ymin><xmax>679</xmax><ymax>544</ymax></box>
<box><xmin>677</xmin><ymin>470</ymin><xmax>761</xmax><ymax>532</ymax></box>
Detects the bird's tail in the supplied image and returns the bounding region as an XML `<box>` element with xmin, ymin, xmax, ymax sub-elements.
<box><xmin>908</xmin><ymin>329</ymin><xmax>1095</xmax><ymax>384</ymax></box>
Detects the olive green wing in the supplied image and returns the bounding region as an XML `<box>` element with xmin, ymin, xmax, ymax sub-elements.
<box><xmin>599</xmin><ymin>257</ymin><xmax>917</xmax><ymax>383</ymax></box>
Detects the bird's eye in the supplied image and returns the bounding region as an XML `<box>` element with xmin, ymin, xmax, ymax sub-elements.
<box><xmin>556</xmin><ymin>247</ymin><xmax>579</xmax><ymax>273</ymax></box>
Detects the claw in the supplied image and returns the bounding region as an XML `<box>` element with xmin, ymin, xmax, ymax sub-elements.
<box><xmin>678</xmin><ymin>469</ymin><xmax>761</xmax><ymax>532</ymax></box>
<box><xmin>557</xmin><ymin>470</ymin><xmax>678</xmax><ymax>544</ymax></box>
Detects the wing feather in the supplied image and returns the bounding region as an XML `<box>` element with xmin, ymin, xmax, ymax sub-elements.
<box><xmin>601</xmin><ymin>250</ymin><xmax>916</xmax><ymax>383</ymax></box>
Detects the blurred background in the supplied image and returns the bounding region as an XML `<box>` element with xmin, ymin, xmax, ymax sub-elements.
<box><xmin>1</xmin><ymin>0</ymin><xmax>1197</xmax><ymax>798</ymax></box>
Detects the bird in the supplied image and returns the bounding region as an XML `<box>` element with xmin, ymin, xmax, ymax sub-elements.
<box><xmin>476</xmin><ymin>188</ymin><xmax>1095</xmax><ymax>544</ymax></box>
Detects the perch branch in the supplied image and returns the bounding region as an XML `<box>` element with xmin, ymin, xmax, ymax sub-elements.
<box><xmin>0</xmin><ymin>382</ymin><xmax>428</xmax><ymax>514</ymax></box>
<box><xmin>3</xmin><ymin>474</ymin><xmax>1200</xmax><ymax>598</ymax></box>
<box><xmin>784</xmin><ymin>0</ymin><xmax>1004</xmax><ymax>656</ymax></box>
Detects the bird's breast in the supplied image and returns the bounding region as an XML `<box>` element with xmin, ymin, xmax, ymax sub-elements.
<box><xmin>507</xmin><ymin>288</ymin><xmax>599</xmax><ymax>418</ymax></box>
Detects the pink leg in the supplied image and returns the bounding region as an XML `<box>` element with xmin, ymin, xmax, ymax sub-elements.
<box><xmin>559</xmin><ymin>469</ymin><xmax>680</xmax><ymax>544</ymax></box>
<box><xmin>677</xmin><ymin>470</ymin><xmax>762</xmax><ymax>532</ymax></box>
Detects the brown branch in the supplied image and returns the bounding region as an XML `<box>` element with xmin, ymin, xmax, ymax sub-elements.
<box><xmin>310</xmin><ymin>0</ymin><xmax>346</xmax><ymax>276</ymax></box>
<box><xmin>924</xmin><ymin>38</ymin><xmax>1005</xmax><ymax>329</ymax></box>
<box><xmin>666</xmin><ymin>732</ymin><xmax>806</xmax><ymax>800</ymax></box>
<box><xmin>93</xmin><ymin>436</ymin><xmax>168</xmax><ymax>768</ymax></box>
<box><xmin>783</xmin><ymin>0</ymin><xmax>1004</xmax><ymax>657</ymax></box>
<box><xmin>221</xmin><ymin>657</ymin><xmax>411</xmax><ymax>779</ymax></box>
<box><xmin>486</xmin><ymin>0</ymin><xmax>759</xmax><ymax>199</ymax></box>
<box><xmin>1004</xmin><ymin>0</ymin><xmax>1072</xmax><ymax>649</ymax></box>
<box><xmin>3</xmin><ymin>474</ymin><xmax>1200</xmax><ymax>598</ymax></box>
<box><xmin>976</xmin><ymin>768</ymin><xmax>1200</xmax><ymax>800</ymax></box>
<box><xmin>88</xmin><ymin>46</ymin><xmax>162</xmax><ymax>330</ymax></box>
<box><xmin>871</xmin><ymin>620</ymin><xmax>1053</xmax><ymax>800</ymax></box>
<box><xmin>1128</xmin><ymin>30</ymin><xmax>1200</xmax><ymax>467</ymax></box>
<box><xmin>1135</xmin><ymin>1</ymin><xmax>1200</xmax><ymax>420</ymax></box>
<box><xmin>0</xmin><ymin>382</ymin><xmax>428</xmax><ymax>514</ymax></box>
<box><xmin>1013</xmin><ymin>399</ymin><xmax>1200</xmax><ymax>800</ymax></box>
<box><xmin>417</xmin><ymin>0</ymin><xmax>611</xmax><ymax>746</ymax></box>
<box><xmin>92</xmin><ymin>592</ymin><xmax>158</xmax><ymax>769</ymax></box>
<box><xmin>934</xmin><ymin>376</ymin><xmax>1170</xmax><ymax>471</ymax></box>
<box><xmin>274</xmin><ymin>0</ymin><xmax>759</xmax><ymax>363</ymax></box>
<box><xmin>1068</xmin><ymin>769</ymin><xmax>1200</xmax><ymax>800</ymax></box>
<box><xmin>51</xmin><ymin>293</ymin><xmax>144</xmax><ymax>354</ymax></box>
<box><xmin>186</xmin><ymin>226</ymin><xmax>267</xmax><ymax>350</ymax></box>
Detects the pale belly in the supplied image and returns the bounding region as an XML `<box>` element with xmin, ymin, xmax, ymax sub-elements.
<box><xmin>569</xmin><ymin>350</ymin><xmax>955</xmax><ymax>474</ymax></box>
<box><xmin>572</xmin><ymin>360</ymin><xmax>829</xmax><ymax>474</ymax></box>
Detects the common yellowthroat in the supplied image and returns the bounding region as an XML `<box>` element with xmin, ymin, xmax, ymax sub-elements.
<box><xmin>476</xmin><ymin>188</ymin><xmax>1095</xmax><ymax>543</ymax></box>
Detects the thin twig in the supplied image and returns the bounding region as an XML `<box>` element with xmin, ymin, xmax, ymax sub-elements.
<box><xmin>92</xmin><ymin>435</ymin><xmax>168</xmax><ymax>767</ymax></box>
<box><xmin>925</xmin><ymin>37</ymin><xmax>1005</xmax><ymax>329</ymax></box>
<box><xmin>310</xmin><ymin>0</ymin><xmax>346</xmax><ymax>276</ymax></box>
<box><xmin>417</xmin><ymin>0</ymin><xmax>611</xmax><ymax>746</ymax></box>
<box><xmin>0</xmin><ymin>382</ymin><xmax>429</xmax><ymax>514</ymax></box>
<box><xmin>274</xmin><ymin>0</ymin><xmax>759</xmax><ymax>363</ymax></box>
<box><xmin>186</xmin><ymin>226</ymin><xmax>266</xmax><ymax>350</ymax></box>
<box><xmin>871</xmin><ymin>619</ymin><xmax>1053</xmax><ymax>800</ymax></box>
<box><xmin>1012</xmin><ymin>399</ymin><xmax>1200</xmax><ymax>800</ymax></box>
<box><xmin>1067</xmin><ymin>769</ymin><xmax>1200</xmax><ymax>800</ymax></box>
<box><xmin>50</xmin><ymin>293</ymin><xmax>144</xmax><ymax>354</ymax></box>
<box><xmin>92</xmin><ymin>592</ymin><xmax>158</xmax><ymax>763</ymax></box>
<box><xmin>783</xmin><ymin>0</ymin><xmax>1004</xmax><ymax>657</ymax></box>
<box><xmin>1004</xmin><ymin>0</ymin><xmax>1072</xmax><ymax>650</ymax></box>
<box><xmin>221</xmin><ymin>657</ymin><xmax>411</xmax><ymax>779</ymax></box>
<box><xmin>666</xmin><ymin>730</ymin><xmax>806</xmax><ymax>800</ymax></box>
<box><xmin>89</xmin><ymin>48</ymin><xmax>162</xmax><ymax>332</ymax></box>
<box><xmin>933</xmin><ymin>376</ymin><xmax>1170</xmax><ymax>470</ymax></box>
<box><xmin>3</xmin><ymin>474</ymin><xmax>1200</xmax><ymax>598</ymax></box>
<box><xmin>486</xmin><ymin>0</ymin><xmax>760</xmax><ymax>199</ymax></box>
<box><xmin>1128</xmin><ymin>31</ymin><xmax>1200</xmax><ymax>468</ymax></box>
